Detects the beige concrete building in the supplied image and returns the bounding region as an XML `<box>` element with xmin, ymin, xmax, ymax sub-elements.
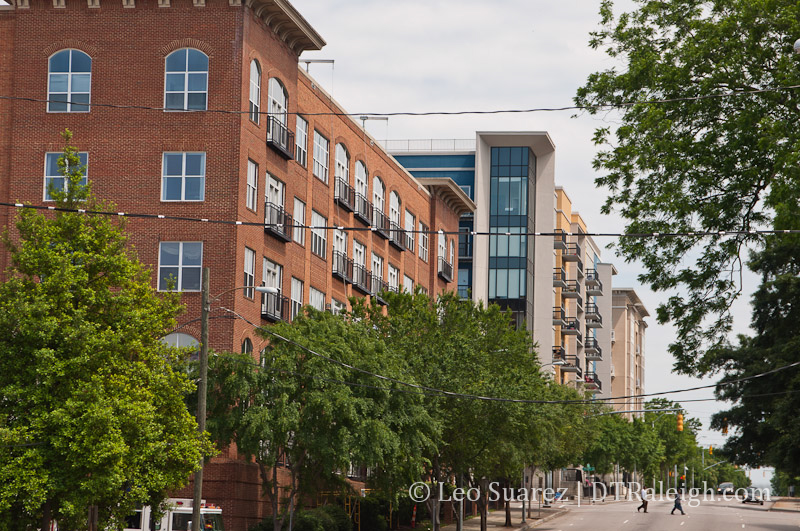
<box><xmin>611</xmin><ymin>288</ymin><xmax>649</xmax><ymax>418</ymax></box>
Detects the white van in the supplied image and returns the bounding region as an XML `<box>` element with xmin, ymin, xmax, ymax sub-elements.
<box><xmin>124</xmin><ymin>499</ymin><xmax>224</xmax><ymax>531</ymax></box>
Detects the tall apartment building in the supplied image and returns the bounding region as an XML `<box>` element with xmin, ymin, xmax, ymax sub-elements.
<box><xmin>390</xmin><ymin>132</ymin><xmax>556</xmax><ymax>357</ymax></box>
<box><xmin>0</xmin><ymin>1</ymin><xmax>473</xmax><ymax>528</ymax></box>
<box><xmin>611</xmin><ymin>288</ymin><xmax>649</xmax><ymax>418</ymax></box>
<box><xmin>551</xmin><ymin>188</ymin><xmax>615</xmax><ymax>396</ymax></box>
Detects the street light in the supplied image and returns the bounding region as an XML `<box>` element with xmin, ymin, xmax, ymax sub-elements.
<box><xmin>192</xmin><ymin>267</ymin><xmax>276</xmax><ymax>531</ymax></box>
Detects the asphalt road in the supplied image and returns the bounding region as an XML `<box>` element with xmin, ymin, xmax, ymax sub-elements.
<box><xmin>535</xmin><ymin>498</ymin><xmax>800</xmax><ymax>531</ymax></box>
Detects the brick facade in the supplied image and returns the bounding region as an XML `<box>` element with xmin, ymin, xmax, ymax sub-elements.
<box><xmin>0</xmin><ymin>1</ymin><xmax>473</xmax><ymax>529</ymax></box>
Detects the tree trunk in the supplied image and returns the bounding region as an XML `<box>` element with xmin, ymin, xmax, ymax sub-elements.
<box><xmin>474</xmin><ymin>478</ymin><xmax>488</xmax><ymax>531</ymax></box>
<box><xmin>503</xmin><ymin>478</ymin><xmax>512</xmax><ymax>526</ymax></box>
<box><xmin>40</xmin><ymin>500</ymin><xmax>52</xmax><ymax>531</ymax></box>
<box><xmin>454</xmin><ymin>473</ymin><xmax>463</xmax><ymax>531</ymax></box>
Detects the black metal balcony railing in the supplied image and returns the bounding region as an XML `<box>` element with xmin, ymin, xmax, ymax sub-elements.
<box><xmin>563</xmin><ymin>242</ymin><xmax>581</xmax><ymax>261</ymax></box>
<box><xmin>584</xmin><ymin>338</ymin><xmax>602</xmax><ymax>360</ymax></box>
<box><xmin>576</xmin><ymin>259</ymin><xmax>584</xmax><ymax>277</ymax></box>
<box><xmin>352</xmin><ymin>263</ymin><xmax>371</xmax><ymax>295</ymax></box>
<box><xmin>437</xmin><ymin>257</ymin><xmax>453</xmax><ymax>283</ymax></box>
<box><xmin>562</xmin><ymin>279</ymin><xmax>579</xmax><ymax>297</ymax></box>
<box><xmin>553</xmin><ymin>307</ymin><xmax>566</xmax><ymax>325</ymax></box>
<box><xmin>389</xmin><ymin>221</ymin><xmax>406</xmax><ymax>251</ymax></box>
<box><xmin>585</xmin><ymin>303</ymin><xmax>601</xmax><ymax>325</ymax></box>
<box><xmin>261</xmin><ymin>290</ymin><xmax>290</xmax><ymax>322</ymax></box>
<box><xmin>334</xmin><ymin>178</ymin><xmax>355</xmax><ymax>212</ymax></box>
<box><xmin>552</xmin><ymin>346</ymin><xmax>582</xmax><ymax>376</ymax></box>
<box><xmin>562</xmin><ymin>317</ymin><xmax>580</xmax><ymax>334</ymax></box>
<box><xmin>553</xmin><ymin>268</ymin><xmax>567</xmax><ymax>288</ymax></box>
<box><xmin>332</xmin><ymin>251</ymin><xmax>353</xmax><ymax>283</ymax></box>
<box><xmin>576</xmin><ymin>295</ymin><xmax>583</xmax><ymax>312</ymax></box>
<box><xmin>586</xmin><ymin>269</ymin><xmax>603</xmax><ymax>295</ymax></box>
<box><xmin>372</xmin><ymin>208</ymin><xmax>390</xmax><ymax>239</ymax></box>
<box><xmin>264</xmin><ymin>201</ymin><xmax>293</xmax><ymax>242</ymax></box>
<box><xmin>584</xmin><ymin>372</ymin><xmax>602</xmax><ymax>391</ymax></box>
<box><xmin>371</xmin><ymin>276</ymin><xmax>389</xmax><ymax>304</ymax></box>
<box><xmin>554</xmin><ymin>229</ymin><xmax>567</xmax><ymax>251</ymax></box>
<box><xmin>354</xmin><ymin>193</ymin><xmax>372</xmax><ymax>226</ymax></box>
<box><xmin>266</xmin><ymin>115</ymin><xmax>295</xmax><ymax>160</ymax></box>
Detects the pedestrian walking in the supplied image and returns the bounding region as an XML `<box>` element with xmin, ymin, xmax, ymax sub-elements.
<box><xmin>671</xmin><ymin>491</ymin><xmax>686</xmax><ymax>515</ymax></box>
<box><xmin>637</xmin><ymin>487</ymin><xmax>648</xmax><ymax>513</ymax></box>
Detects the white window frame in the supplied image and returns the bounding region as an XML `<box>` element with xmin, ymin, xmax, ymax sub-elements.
<box><xmin>246</xmin><ymin>159</ymin><xmax>258</xmax><ymax>211</ymax></box>
<box><xmin>161</xmin><ymin>152</ymin><xmax>206</xmax><ymax>202</ymax></box>
<box><xmin>249</xmin><ymin>60</ymin><xmax>261</xmax><ymax>123</ymax></box>
<box><xmin>158</xmin><ymin>241</ymin><xmax>203</xmax><ymax>292</ymax></box>
<box><xmin>449</xmin><ymin>238</ymin><xmax>455</xmax><ymax>266</ymax></box>
<box><xmin>388</xmin><ymin>264</ymin><xmax>399</xmax><ymax>291</ymax></box>
<box><xmin>405</xmin><ymin>210</ymin><xmax>415</xmax><ymax>252</ymax></box>
<box><xmin>290</xmin><ymin>277</ymin><xmax>304</xmax><ymax>320</ymax></box>
<box><xmin>47</xmin><ymin>49</ymin><xmax>91</xmax><ymax>113</ymax></box>
<box><xmin>389</xmin><ymin>191</ymin><xmax>401</xmax><ymax>225</ymax></box>
<box><xmin>268</xmin><ymin>77</ymin><xmax>288</xmax><ymax>127</ymax></box>
<box><xmin>419</xmin><ymin>222</ymin><xmax>429</xmax><ymax>262</ymax></box>
<box><xmin>293</xmin><ymin>198</ymin><xmax>306</xmax><ymax>245</ymax></box>
<box><xmin>311</xmin><ymin>211</ymin><xmax>327</xmax><ymax>259</ymax></box>
<box><xmin>164</xmin><ymin>48</ymin><xmax>208</xmax><ymax>111</ymax></box>
<box><xmin>355</xmin><ymin>161</ymin><xmax>368</xmax><ymax>197</ymax></box>
<box><xmin>263</xmin><ymin>258</ymin><xmax>282</xmax><ymax>291</ymax></box>
<box><xmin>335</xmin><ymin>143</ymin><xmax>350</xmax><ymax>184</ymax></box>
<box><xmin>44</xmin><ymin>151</ymin><xmax>88</xmax><ymax>202</ymax></box>
<box><xmin>313</xmin><ymin>131</ymin><xmax>329</xmax><ymax>184</ymax></box>
<box><xmin>373</xmin><ymin>176</ymin><xmax>385</xmax><ymax>213</ymax></box>
<box><xmin>309</xmin><ymin>287</ymin><xmax>325</xmax><ymax>311</ymax></box>
<box><xmin>403</xmin><ymin>275</ymin><xmax>414</xmax><ymax>293</ymax></box>
<box><xmin>295</xmin><ymin>116</ymin><xmax>308</xmax><ymax>167</ymax></box>
<box><xmin>331</xmin><ymin>298</ymin><xmax>346</xmax><ymax>315</ymax></box>
<box><xmin>353</xmin><ymin>240</ymin><xmax>366</xmax><ymax>267</ymax></box>
<box><xmin>244</xmin><ymin>247</ymin><xmax>256</xmax><ymax>299</ymax></box>
<box><xmin>438</xmin><ymin>231</ymin><xmax>447</xmax><ymax>264</ymax></box>
<box><xmin>372</xmin><ymin>253</ymin><xmax>383</xmax><ymax>281</ymax></box>
<box><xmin>333</xmin><ymin>228</ymin><xmax>347</xmax><ymax>257</ymax></box>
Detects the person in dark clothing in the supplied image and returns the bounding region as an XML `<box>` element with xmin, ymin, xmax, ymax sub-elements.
<box><xmin>671</xmin><ymin>491</ymin><xmax>686</xmax><ymax>515</ymax></box>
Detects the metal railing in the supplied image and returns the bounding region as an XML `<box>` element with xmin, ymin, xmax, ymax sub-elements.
<box><xmin>352</xmin><ymin>263</ymin><xmax>371</xmax><ymax>294</ymax></box>
<box><xmin>384</xmin><ymin>138</ymin><xmax>474</xmax><ymax>152</ymax></box>
<box><xmin>372</xmin><ymin>208</ymin><xmax>390</xmax><ymax>239</ymax></box>
<box><xmin>437</xmin><ymin>257</ymin><xmax>453</xmax><ymax>282</ymax></box>
<box><xmin>354</xmin><ymin>193</ymin><xmax>372</xmax><ymax>225</ymax></box>
<box><xmin>261</xmin><ymin>291</ymin><xmax>290</xmax><ymax>322</ymax></box>
<box><xmin>389</xmin><ymin>221</ymin><xmax>406</xmax><ymax>251</ymax></box>
<box><xmin>264</xmin><ymin>202</ymin><xmax>293</xmax><ymax>242</ymax></box>
<box><xmin>266</xmin><ymin>115</ymin><xmax>294</xmax><ymax>160</ymax></box>
<box><xmin>334</xmin><ymin>178</ymin><xmax>355</xmax><ymax>211</ymax></box>
<box><xmin>332</xmin><ymin>251</ymin><xmax>352</xmax><ymax>282</ymax></box>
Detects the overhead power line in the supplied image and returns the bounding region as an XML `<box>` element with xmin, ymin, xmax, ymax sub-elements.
<box><xmin>2</xmin><ymin>201</ymin><xmax>797</xmax><ymax>239</ymax></box>
<box><xmin>2</xmin><ymin>83</ymin><xmax>799</xmax><ymax>116</ymax></box>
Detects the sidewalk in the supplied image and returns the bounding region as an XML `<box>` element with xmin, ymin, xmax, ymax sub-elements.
<box><xmin>439</xmin><ymin>503</ymin><xmax>568</xmax><ymax>530</ymax></box>
<box><xmin>770</xmin><ymin>497</ymin><xmax>800</xmax><ymax>512</ymax></box>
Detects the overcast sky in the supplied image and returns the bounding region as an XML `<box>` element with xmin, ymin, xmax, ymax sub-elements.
<box><xmin>290</xmin><ymin>0</ymin><xmax>769</xmax><ymax>486</ymax></box>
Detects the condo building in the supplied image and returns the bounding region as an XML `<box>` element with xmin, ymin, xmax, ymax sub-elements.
<box><xmin>611</xmin><ymin>288</ymin><xmax>649</xmax><ymax>418</ymax></box>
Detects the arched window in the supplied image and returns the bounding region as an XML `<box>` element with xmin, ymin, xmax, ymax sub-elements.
<box><xmin>165</xmin><ymin>48</ymin><xmax>208</xmax><ymax>111</ymax></box>
<box><xmin>335</xmin><ymin>144</ymin><xmax>350</xmax><ymax>184</ymax></box>
<box><xmin>438</xmin><ymin>231</ymin><xmax>446</xmax><ymax>261</ymax></box>
<box><xmin>389</xmin><ymin>191</ymin><xmax>401</xmax><ymax>226</ymax></box>
<box><xmin>355</xmin><ymin>161</ymin><xmax>368</xmax><ymax>198</ymax></box>
<box><xmin>268</xmin><ymin>77</ymin><xmax>288</xmax><ymax>126</ymax></box>
<box><xmin>249</xmin><ymin>59</ymin><xmax>261</xmax><ymax>123</ymax></box>
<box><xmin>48</xmin><ymin>49</ymin><xmax>91</xmax><ymax>113</ymax></box>
<box><xmin>161</xmin><ymin>332</ymin><xmax>199</xmax><ymax>349</ymax></box>
<box><xmin>241</xmin><ymin>338</ymin><xmax>253</xmax><ymax>355</ymax></box>
<box><xmin>373</xmin><ymin>176</ymin><xmax>385</xmax><ymax>213</ymax></box>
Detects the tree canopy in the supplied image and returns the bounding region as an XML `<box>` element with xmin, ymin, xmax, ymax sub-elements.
<box><xmin>576</xmin><ymin>0</ymin><xmax>800</xmax><ymax>374</ymax></box>
<box><xmin>0</xmin><ymin>131</ymin><xmax>212</xmax><ymax>529</ymax></box>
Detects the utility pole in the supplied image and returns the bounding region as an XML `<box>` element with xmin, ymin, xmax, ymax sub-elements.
<box><xmin>192</xmin><ymin>267</ymin><xmax>210</xmax><ymax>531</ymax></box>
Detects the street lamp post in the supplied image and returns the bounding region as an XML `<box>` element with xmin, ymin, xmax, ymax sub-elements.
<box><xmin>191</xmin><ymin>267</ymin><xmax>275</xmax><ymax>531</ymax></box>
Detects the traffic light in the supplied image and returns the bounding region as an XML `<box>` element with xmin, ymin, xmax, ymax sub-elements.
<box><xmin>722</xmin><ymin>418</ymin><xmax>728</xmax><ymax>435</ymax></box>
<box><xmin>677</xmin><ymin>413</ymin><xmax>684</xmax><ymax>432</ymax></box>
<box><xmin>709</xmin><ymin>445</ymin><xmax>713</xmax><ymax>455</ymax></box>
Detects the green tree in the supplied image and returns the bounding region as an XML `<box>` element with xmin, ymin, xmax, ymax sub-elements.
<box><xmin>0</xmin><ymin>130</ymin><xmax>212</xmax><ymax>529</ymax></box>
<box><xmin>644</xmin><ymin>400</ymin><xmax>699</xmax><ymax>491</ymax></box>
<box><xmin>576</xmin><ymin>0</ymin><xmax>800</xmax><ymax>374</ymax></box>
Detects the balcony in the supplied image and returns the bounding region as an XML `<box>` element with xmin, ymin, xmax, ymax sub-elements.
<box><xmin>332</xmin><ymin>251</ymin><xmax>353</xmax><ymax>283</ymax></box>
<box><xmin>554</xmin><ymin>229</ymin><xmax>567</xmax><ymax>251</ymax></box>
<box><xmin>352</xmin><ymin>263</ymin><xmax>371</xmax><ymax>295</ymax></box>
<box><xmin>562</xmin><ymin>279</ymin><xmax>579</xmax><ymax>298</ymax></box>
<box><xmin>371</xmin><ymin>275</ymin><xmax>389</xmax><ymax>304</ymax></box>
<box><xmin>562</xmin><ymin>242</ymin><xmax>581</xmax><ymax>261</ymax></box>
<box><xmin>334</xmin><ymin>178</ymin><xmax>355</xmax><ymax>212</ymax></box>
<box><xmin>266</xmin><ymin>115</ymin><xmax>294</xmax><ymax>160</ymax></box>
<box><xmin>354</xmin><ymin>194</ymin><xmax>372</xmax><ymax>226</ymax></box>
<box><xmin>372</xmin><ymin>208</ymin><xmax>390</xmax><ymax>239</ymax></box>
<box><xmin>553</xmin><ymin>307</ymin><xmax>566</xmax><ymax>326</ymax></box>
<box><xmin>261</xmin><ymin>291</ymin><xmax>290</xmax><ymax>323</ymax></box>
<box><xmin>264</xmin><ymin>202</ymin><xmax>293</xmax><ymax>242</ymax></box>
<box><xmin>585</xmin><ymin>303</ymin><xmax>602</xmax><ymax>327</ymax></box>
<box><xmin>389</xmin><ymin>221</ymin><xmax>406</xmax><ymax>251</ymax></box>
<box><xmin>562</xmin><ymin>317</ymin><xmax>580</xmax><ymax>335</ymax></box>
<box><xmin>552</xmin><ymin>346</ymin><xmax>582</xmax><ymax>377</ymax></box>
<box><xmin>584</xmin><ymin>338</ymin><xmax>602</xmax><ymax>361</ymax></box>
<box><xmin>585</xmin><ymin>269</ymin><xmax>602</xmax><ymax>295</ymax></box>
<box><xmin>438</xmin><ymin>257</ymin><xmax>453</xmax><ymax>283</ymax></box>
<box><xmin>553</xmin><ymin>268</ymin><xmax>567</xmax><ymax>289</ymax></box>
<box><xmin>584</xmin><ymin>372</ymin><xmax>602</xmax><ymax>392</ymax></box>
<box><xmin>576</xmin><ymin>295</ymin><xmax>583</xmax><ymax>313</ymax></box>
<box><xmin>576</xmin><ymin>259</ymin><xmax>584</xmax><ymax>278</ymax></box>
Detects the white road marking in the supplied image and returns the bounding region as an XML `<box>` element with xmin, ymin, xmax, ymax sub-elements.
<box><xmin>623</xmin><ymin>520</ymin><xmax>628</xmax><ymax>524</ymax></box>
<box><xmin>680</xmin><ymin>522</ymin><xmax>685</xmax><ymax>526</ymax></box>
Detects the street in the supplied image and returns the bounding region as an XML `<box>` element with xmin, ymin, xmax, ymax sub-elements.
<box><xmin>535</xmin><ymin>498</ymin><xmax>800</xmax><ymax>531</ymax></box>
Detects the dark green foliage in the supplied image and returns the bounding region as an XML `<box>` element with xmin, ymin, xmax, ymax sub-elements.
<box><xmin>248</xmin><ymin>506</ymin><xmax>351</xmax><ymax>531</ymax></box>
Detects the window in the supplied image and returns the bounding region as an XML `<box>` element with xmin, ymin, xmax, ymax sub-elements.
<box><xmin>165</xmin><ymin>48</ymin><xmax>208</xmax><ymax>111</ymax></box>
<box><xmin>310</xmin><ymin>287</ymin><xmax>325</xmax><ymax>311</ymax></box>
<box><xmin>388</xmin><ymin>264</ymin><xmax>399</xmax><ymax>292</ymax></box>
<box><xmin>48</xmin><ymin>49</ymin><xmax>91</xmax><ymax>112</ymax></box>
<box><xmin>44</xmin><ymin>152</ymin><xmax>88</xmax><ymax>201</ymax></box>
<box><xmin>355</xmin><ymin>161</ymin><xmax>368</xmax><ymax>197</ymax></box>
<box><xmin>373</xmin><ymin>176</ymin><xmax>385</xmax><ymax>213</ymax></box>
<box><xmin>331</xmin><ymin>298</ymin><xmax>346</xmax><ymax>315</ymax></box>
<box><xmin>403</xmin><ymin>275</ymin><xmax>414</xmax><ymax>293</ymax></box>
<box><xmin>241</xmin><ymin>338</ymin><xmax>253</xmax><ymax>355</ymax></box>
<box><xmin>268</xmin><ymin>77</ymin><xmax>288</xmax><ymax>127</ymax></box>
<box><xmin>246</xmin><ymin>159</ymin><xmax>258</xmax><ymax>211</ymax></box>
<box><xmin>311</xmin><ymin>211</ymin><xmax>327</xmax><ymax>259</ymax></box>
<box><xmin>389</xmin><ymin>191</ymin><xmax>401</xmax><ymax>225</ymax></box>
<box><xmin>293</xmin><ymin>198</ymin><xmax>306</xmax><ymax>245</ymax></box>
<box><xmin>333</xmin><ymin>228</ymin><xmax>347</xmax><ymax>256</ymax></box>
<box><xmin>290</xmin><ymin>277</ymin><xmax>303</xmax><ymax>320</ymax></box>
<box><xmin>313</xmin><ymin>131</ymin><xmax>329</xmax><ymax>183</ymax></box>
<box><xmin>263</xmin><ymin>258</ymin><xmax>282</xmax><ymax>291</ymax></box>
<box><xmin>244</xmin><ymin>247</ymin><xmax>256</xmax><ymax>298</ymax></box>
<box><xmin>249</xmin><ymin>60</ymin><xmax>261</xmax><ymax>123</ymax></box>
<box><xmin>449</xmin><ymin>238</ymin><xmax>455</xmax><ymax>266</ymax></box>
<box><xmin>405</xmin><ymin>210</ymin><xmax>415</xmax><ymax>252</ymax></box>
<box><xmin>353</xmin><ymin>240</ymin><xmax>366</xmax><ymax>267</ymax></box>
<box><xmin>158</xmin><ymin>242</ymin><xmax>202</xmax><ymax>291</ymax></box>
<box><xmin>335</xmin><ymin>144</ymin><xmax>349</xmax><ymax>184</ymax></box>
<box><xmin>419</xmin><ymin>223</ymin><xmax>429</xmax><ymax>262</ymax></box>
<box><xmin>161</xmin><ymin>333</ymin><xmax>199</xmax><ymax>350</ymax></box>
<box><xmin>438</xmin><ymin>231</ymin><xmax>447</xmax><ymax>264</ymax></box>
<box><xmin>162</xmin><ymin>152</ymin><xmax>205</xmax><ymax>201</ymax></box>
<box><xmin>372</xmin><ymin>253</ymin><xmax>383</xmax><ymax>281</ymax></box>
<box><xmin>266</xmin><ymin>173</ymin><xmax>285</xmax><ymax>206</ymax></box>
<box><xmin>295</xmin><ymin>116</ymin><xmax>308</xmax><ymax>167</ymax></box>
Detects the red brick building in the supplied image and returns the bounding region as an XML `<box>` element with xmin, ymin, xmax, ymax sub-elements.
<box><xmin>0</xmin><ymin>0</ymin><xmax>474</xmax><ymax>528</ymax></box>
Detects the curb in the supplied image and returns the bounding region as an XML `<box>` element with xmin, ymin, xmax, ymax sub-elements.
<box><xmin>522</xmin><ymin>507</ymin><xmax>569</xmax><ymax>529</ymax></box>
